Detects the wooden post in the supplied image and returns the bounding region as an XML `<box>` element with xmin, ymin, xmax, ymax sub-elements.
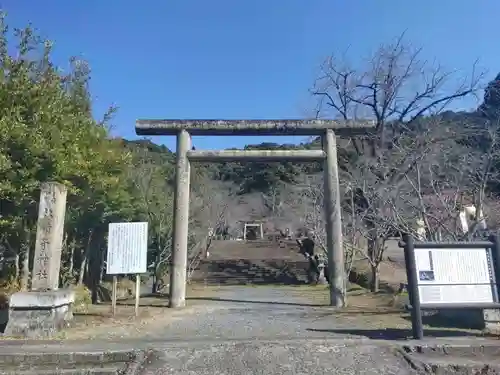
<box><xmin>135</xmin><ymin>274</ymin><xmax>140</xmax><ymax>317</ymax></box>
<box><xmin>111</xmin><ymin>275</ymin><xmax>117</xmax><ymax>316</ymax></box>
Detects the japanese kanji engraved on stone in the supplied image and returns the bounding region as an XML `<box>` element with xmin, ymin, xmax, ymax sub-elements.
<box><xmin>31</xmin><ymin>182</ymin><xmax>68</xmax><ymax>291</ymax></box>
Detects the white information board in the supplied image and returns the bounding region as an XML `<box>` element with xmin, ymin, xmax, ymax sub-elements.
<box><xmin>414</xmin><ymin>248</ymin><xmax>495</xmax><ymax>305</ymax></box>
<box><xmin>107</xmin><ymin>222</ymin><xmax>148</xmax><ymax>275</ymax></box>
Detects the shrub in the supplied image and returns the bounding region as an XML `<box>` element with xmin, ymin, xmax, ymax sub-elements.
<box><xmin>70</xmin><ymin>284</ymin><xmax>92</xmax><ymax>311</ymax></box>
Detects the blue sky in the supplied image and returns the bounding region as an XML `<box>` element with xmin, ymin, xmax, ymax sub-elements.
<box><xmin>2</xmin><ymin>1</ymin><xmax>499</xmax><ymax>151</ymax></box>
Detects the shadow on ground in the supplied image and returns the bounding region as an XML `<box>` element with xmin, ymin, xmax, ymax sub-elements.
<box><xmin>402</xmin><ymin>311</ymin><xmax>486</xmax><ymax>330</ymax></box>
<box><xmin>306</xmin><ymin>327</ymin><xmax>490</xmax><ymax>340</ymax></box>
<box><xmin>186</xmin><ymin>296</ymin><xmax>324</xmax><ymax>307</ymax></box>
<box><xmin>73</xmin><ymin>293</ymin><xmax>172</xmax><ymax>313</ymax></box>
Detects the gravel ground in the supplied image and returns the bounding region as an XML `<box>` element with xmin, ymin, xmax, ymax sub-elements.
<box><xmin>78</xmin><ymin>285</ymin><xmax>479</xmax><ymax>343</ymax></box>
<box><xmin>140</xmin><ymin>286</ymin><xmax>377</xmax><ymax>342</ymax></box>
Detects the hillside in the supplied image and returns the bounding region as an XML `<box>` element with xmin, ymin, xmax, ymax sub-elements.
<box><xmin>125</xmin><ymin>111</ymin><xmax>498</xmax><ymax>197</ymax></box>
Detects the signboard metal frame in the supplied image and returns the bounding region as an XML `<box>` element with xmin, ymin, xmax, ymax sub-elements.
<box><xmin>401</xmin><ymin>234</ymin><xmax>500</xmax><ymax>340</ymax></box>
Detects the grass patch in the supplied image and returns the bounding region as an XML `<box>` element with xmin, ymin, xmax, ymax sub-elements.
<box><xmin>283</xmin><ymin>283</ymin><xmax>401</xmax><ymax>309</ymax></box>
<box><xmin>348</xmin><ymin>260</ymin><xmax>407</xmax><ymax>294</ymax></box>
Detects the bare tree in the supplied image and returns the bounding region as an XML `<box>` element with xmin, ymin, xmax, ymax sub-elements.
<box><xmin>261</xmin><ymin>182</ymin><xmax>287</xmax><ymax>216</ymax></box>
<box><xmin>283</xmin><ymin>175</ymin><xmax>361</xmax><ymax>286</ymax></box>
<box><xmin>394</xmin><ymin>116</ymin><xmax>500</xmax><ymax>241</ymax></box>
<box><xmin>186</xmin><ymin>179</ymin><xmax>236</xmax><ymax>282</ymax></box>
<box><xmin>312</xmin><ymin>34</ymin><xmax>483</xmax><ymax>292</ymax></box>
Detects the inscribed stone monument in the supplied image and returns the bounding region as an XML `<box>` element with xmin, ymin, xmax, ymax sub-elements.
<box><xmin>4</xmin><ymin>182</ymin><xmax>73</xmax><ymax>338</ymax></box>
<box><xmin>31</xmin><ymin>182</ymin><xmax>68</xmax><ymax>291</ymax></box>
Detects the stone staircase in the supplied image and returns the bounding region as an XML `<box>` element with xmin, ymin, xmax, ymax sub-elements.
<box><xmin>191</xmin><ymin>240</ymin><xmax>310</xmax><ymax>285</ymax></box>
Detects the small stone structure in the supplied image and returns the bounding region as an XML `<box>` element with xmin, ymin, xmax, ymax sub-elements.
<box><xmin>5</xmin><ymin>182</ymin><xmax>74</xmax><ymax>338</ymax></box>
<box><xmin>243</xmin><ymin>222</ymin><xmax>264</xmax><ymax>240</ymax></box>
<box><xmin>315</xmin><ymin>254</ymin><xmax>328</xmax><ymax>285</ymax></box>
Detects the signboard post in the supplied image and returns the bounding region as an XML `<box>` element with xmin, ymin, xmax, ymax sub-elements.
<box><xmin>107</xmin><ymin>222</ymin><xmax>148</xmax><ymax>317</ymax></box>
<box><xmin>401</xmin><ymin>235</ymin><xmax>500</xmax><ymax>339</ymax></box>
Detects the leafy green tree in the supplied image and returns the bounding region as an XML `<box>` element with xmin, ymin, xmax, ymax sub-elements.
<box><xmin>0</xmin><ymin>15</ymin><xmax>137</xmax><ymax>292</ymax></box>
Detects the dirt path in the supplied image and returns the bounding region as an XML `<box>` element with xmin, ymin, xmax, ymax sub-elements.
<box><xmin>57</xmin><ymin>285</ymin><xmax>342</xmax><ymax>341</ymax></box>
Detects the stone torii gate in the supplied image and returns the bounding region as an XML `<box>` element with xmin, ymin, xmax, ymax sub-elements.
<box><xmin>135</xmin><ymin>119</ymin><xmax>374</xmax><ymax>308</ymax></box>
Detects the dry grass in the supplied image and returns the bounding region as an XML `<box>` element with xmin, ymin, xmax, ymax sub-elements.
<box><xmin>349</xmin><ymin>259</ymin><xmax>407</xmax><ymax>293</ymax></box>
<box><xmin>278</xmin><ymin>283</ymin><xmax>402</xmax><ymax>309</ymax></box>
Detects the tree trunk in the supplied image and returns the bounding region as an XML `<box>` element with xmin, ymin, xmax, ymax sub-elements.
<box><xmin>77</xmin><ymin>253</ymin><xmax>88</xmax><ymax>285</ymax></box>
<box><xmin>67</xmin><ymin>236</ymin><xmax>75</xmax><ymax>285</ymax></box>
<box><xmin>89</xmin><ymin>242</ymin><xmax>102</xmax><ymax>305</ymax></box>
<box><xmin>20</xmin><ymin>249</ymin><xmax>30</xmax><ymax>291</ymax></box>
<box><xmin>99</xmin><ymin>248</ymin><xmax>105</xmax><ymax>282</ymax></box>
<box><xmin>77</xmin><ymin>230</ymin><xmax>93</xmax><ymax>286</ymax></box>
<box><xmin>370</xmin><ymin>263</ymin><xmax>380</xmax><ymax>293</ymax></box>
<box><xmin>13</xmin><ymin>253</ymin><xmax>20</xmax><ymax>283</ymax></box>
<box><xmin>366</xmin><ymin>222</ymin><xmax>384</xmax><ymax>293</ymax></box>
<box><xmin>19</xmin><ymin>227</ymin><xmax>32</xmax><ymax>291</ymax></box>
<box><xmin>152</xmin><ymin>250</ymin><xmax>162</xmax><ymax>293</ymax></box>
<box><xmin>151</xmin><ymin>273</ymin><xmax>158</xmax><ymax>294</ymax></box>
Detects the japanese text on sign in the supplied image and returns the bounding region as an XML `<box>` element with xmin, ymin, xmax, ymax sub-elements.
<box><xmin>106</xmin><ymin>222</ymin><xmax>148</xmax><ymax>275</ymax></box>
<box><xmin>414</xmin><ymin>248</ymin><xmax>496</xmax><ymax>305</ymax></box>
